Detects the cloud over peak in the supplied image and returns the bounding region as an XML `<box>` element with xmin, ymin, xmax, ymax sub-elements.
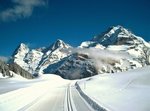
<box><xmin>0</xmin><ymin>0</ymin><xmax>46</xmax><ymax>22</ymax></box>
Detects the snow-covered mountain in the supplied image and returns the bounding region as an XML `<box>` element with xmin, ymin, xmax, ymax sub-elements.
<box><xmin>36</xmin><ymin>39</ymin><xmax>71</xmax><ymax>73</ymax></box>
<box><xmin>11</xmin><ymin>25</ymin><xmax>150</xmax><ymax>79</ymax></box>
<box><xmin>55</xmin><ymin>26</ymin><xmax>150</xmax><ymax>79</ymax></box>
<box><xmin>80</xmin><ymin>25</ymin><xmax>150</xmax><ymax>67</ymax></box>
<box><xmin>80</xmin><ymin>25</ymin><xmax>150</xmax><ymax>48</ymax></box>
<box><xmin>12</xmin><ymin>39</ymin><xmax>72</xmax><ymax>74</ymax></box>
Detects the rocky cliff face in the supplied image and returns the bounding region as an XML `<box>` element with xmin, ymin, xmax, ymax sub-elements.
<box><xmin>0</xmin><ymin>60</ymin><xmax>33</xmax><ymax>79</ymax></box>
<box><xmin>54</xmin><ymin>53</ymin><xmax>98</xmax><ymax>79</ymax></box>
<box><xmin>0</xmin><ymin>60</ymin><xmax>11</xmax><ymax>77</ymax></box>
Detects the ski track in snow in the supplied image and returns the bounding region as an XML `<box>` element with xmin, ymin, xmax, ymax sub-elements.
<box><xmin>0</xmin><ymin>75</ymin><xmax>97</xmax><ymax>111</ymax></box>
<box><xmin>1</xmin><ymin>66</ymin><xmax>150</xmax><ymax>111</ymax></box>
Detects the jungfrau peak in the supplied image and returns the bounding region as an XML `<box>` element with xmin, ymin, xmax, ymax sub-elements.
<box><xmin>92</xmin><ymin>25</ymin><xmax>134</xmax><ymax>45</ymax></box>
<box><xmin>80</xmin><ymin>25</ymin><xmax>150</xmax><ymax>48</ymax></box>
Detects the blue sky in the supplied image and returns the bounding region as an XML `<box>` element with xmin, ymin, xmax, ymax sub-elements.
<box><xmin>0</xmin><ymin>0</ymin><xmax>150</xmax><ymax>56</ymax></box>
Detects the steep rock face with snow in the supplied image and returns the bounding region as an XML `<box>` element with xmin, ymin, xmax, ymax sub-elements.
<box><xmin>60</xmin><ymin>25</ymin><xmax>150</xmax><ymax>78</ymax></box>
<box><xmin>55</xmin><ymin>53</ymin><xmax>98</xmax><ymax>79</ymax></box>
<box><xmin>12</xmin><ymin>39</ymin><xmax>71</xmax><ymax>74</ymax></box>
<box><xmin>80</xmin><ymin>25</ymin><xmax>150</xmax><ymax>67</ymax></box>
<box><xmin>12</xmin><ymin>43</ymin><xmax>43</xmax><ymax>74</ymax></box>
<box><xmin>12</xmin><ymin>43</ymin><xmax>30</xmax><ymax>71</ymax></box>
<box><xmin>0</xmin><ymin>60</ymin><xmax>11</xmax><ymax>77</ymax></box>
<box><xmin>92</xmin><ymin>25</ymin><xmax>137</xmax><ymax>46</ymax></box>
<box><xmin>0</xmin><ymin>60</ymin><xmax>33</xmax><ymax>79</ymax></box>
<box><xmin>52</xmin><ymin>48</ymin><xmax>143</xmax><ymax>78</ymax></box>
<box><xmin>81</xmin><ymin>25</ymin><xmax>150</xmax><ymax>47</ymax></box>
<box><xmin>36</xmin><ymin>39</ymin><xmax>71</xmax><ymax>73</ymax></box>
<box><xmin>9</xmin><ymin>63</ymin><xmax>33</xmax><ymax>79</ymax></box>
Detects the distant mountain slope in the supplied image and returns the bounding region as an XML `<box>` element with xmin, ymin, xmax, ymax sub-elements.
<box><xmin>0</xmin><ymin>60</ymin><xmax>11</xmax><ymax>77</ymax></box>
<box><xmin>0</xmin><ymin>60</ymin><xmax>33</xmax><ymax>79</ymax></box>
<box><xmin>55</xmin><ymin>53</ymin><xmax>98</xmax><ymax>79</ymax></box>
<box><xmin>9</xmin><ymin>63</ymin><xmax>33</xmax><ymax>79</ymax></box>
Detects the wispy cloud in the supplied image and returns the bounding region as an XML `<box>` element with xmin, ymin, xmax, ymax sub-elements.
<box><xmin>26</xmin><ymin>42</ymin><xmax>38</xmax><ymax>48</ymax></box>
<box><xmin>0</xmin><ymin>56</ymin><xmax>10</xmax><ymax>62</ymax></box>
<box><xmin>66</xmin><ymin>47</ymin><xmax>132</xmax><ymax>71</ymax></box>
<box><xmin>0</xmin><ymin>0</ymin><xmax>46</xmax><ymax>22</ymax></box>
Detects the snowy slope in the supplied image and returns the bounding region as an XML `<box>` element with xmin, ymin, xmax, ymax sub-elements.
<box><xmin>0</xmin><ymin>74</ymin><xmax>70</xmax><ymax>111</ymax></box>
<box><xmin>0</xmin><ymin>73</ymin><xmax>8</xmax><ymax>79</ymax></box>
<box><xmin>78</xmin><ymin>66</ymin><xmax>150</xmax><ymax>111</ymax></box>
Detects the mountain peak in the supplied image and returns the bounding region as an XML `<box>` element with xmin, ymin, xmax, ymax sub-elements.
<box><xmin>12</xmin><ymin>43</ymin><xmax>29</xmax><ymax>56</ymax></box>
<box><xmin>92</xmin><ymin>25</ymin><xmax>136</xmax><ymax>46</ymax></box>
<box><xmin>50</xmin><ymin>39</ymin><xmax>71</xmax><ymax>51</ymax></box>
<box><xmin>111</xmin><ymin>25</ymin><xmax>129</xmax><ymax>33</ymax></box>
<box><xmin>19</xmin><ymin>43</ymin><xmax>29</xmax><ymax>49</ymax></box>
<box><xmin>56</xmin><ymin>39</ymin><xmax>63</xmax><ymax>43</ymax></box>
<box><xmin>17</xmin><ymin>43</ymin><xmax>29</xmax><ymax>52</ymax></box>
<box><xmin>112</xmin><ymin>25</ymin><xmax>124</xmax><ymax>29</ymax></box>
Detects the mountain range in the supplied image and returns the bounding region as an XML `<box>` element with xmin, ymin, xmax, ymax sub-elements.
<box><xmin>1</xmin><ymin>25</ymin><xmax>150</xmax><ymax>79</ymax></box>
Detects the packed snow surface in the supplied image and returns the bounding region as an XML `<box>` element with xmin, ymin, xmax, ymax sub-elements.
<box><xmin>0</xmin><ymin>74</ymin><xmax>70</xmax><ymax>111</ymax></box>
<box><xmin>78</xmin><ymin>66</ymin><xmax>150</xmax><ymax>111</ymax></box>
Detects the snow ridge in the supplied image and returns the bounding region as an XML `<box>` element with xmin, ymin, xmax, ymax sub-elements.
<box><xmin>75</xmin><ymin>82</ymin><xmax>107</xmax><ymax>111</ymax></box>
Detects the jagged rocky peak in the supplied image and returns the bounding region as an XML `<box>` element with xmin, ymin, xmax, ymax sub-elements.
<box><xmin>37</xmin><ymin>39</ymin><xmax>72</xmax><ymax>73</ymax></box>
<box><xmin>92</xmin><ymin>25</ymin><xmax>140</xmax><ymax>46</ymax></box>
<box><xmin>92</xmin><ymin>25</ymin><xmax>131</xmax><ymax>40</ymax></box>
<box><xmin>11</xmin><ymin>39</ymin><xmax>73</xmax><ymax>74</ymax></box>
<box><xmin>50</xmin><ymin>39</ymin><xmax>71</xmax><ymax>51</ymax></box>
<box><xmin>79</xmin><ymin>25</ymin><xmax>138</xmax><ymax>48</ymax></box>
<box><xmin>13</xmin><ymin>43</ymin><xmax>29</xmax><ymax>58</ymax></box>
<box><xmin>17</xmin><ymin>43</ymin><xmax>29</xmax><ymax>52</ymax></box>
